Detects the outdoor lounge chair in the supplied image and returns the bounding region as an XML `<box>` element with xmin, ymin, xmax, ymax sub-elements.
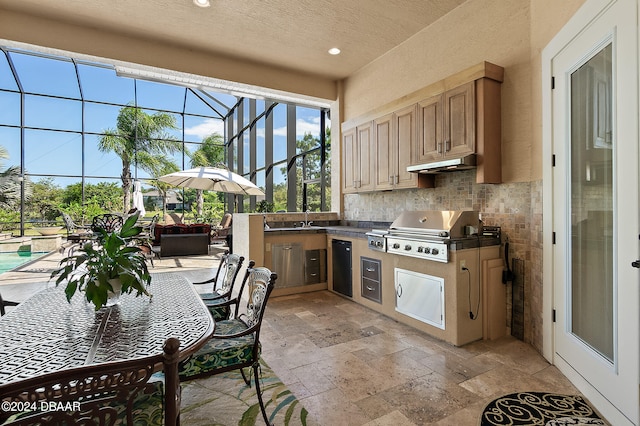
<box><xmin>210</xmin><ymin>212</ymin><xmax>232</xmax><ymax>244</ymax></box>
<box><xmin>60</xmin><ymin>212</ymin><xmax>91</xmax><ymax>237</ymax></box>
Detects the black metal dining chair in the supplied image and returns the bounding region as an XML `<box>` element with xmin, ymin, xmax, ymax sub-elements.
<box><xmin>136</xmin><ymin>214</ymin><xmax>159</xmax><ymax>267</ymax></box>
<box><xmin>0</xmin><ymin>293</ymin><xmax>18</xmax><ymax>316</ymax></box>
<box><xmin>193</xmin><ymin>250</ymin><xmax>229</xmax><ymax>297</ymax></box>
<box><xmin>193</xmin><ymin>251</ymin><xmax>245</xmax><ymax>320</ymax></box>
<box><xmin>179</xmin><ymin>265</ymin><xmax>277</xmax><ymax>425</ymax></box>
<box><xmin>91</xmin><ymin>213</ymin><xmax>123</xmax><ymax>234</ymax></box>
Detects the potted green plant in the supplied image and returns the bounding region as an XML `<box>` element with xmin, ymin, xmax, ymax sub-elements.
<box><xmin>50</xmin><ymin>213</ymin><xmax>152</xmax><ymax>310</ymax></box>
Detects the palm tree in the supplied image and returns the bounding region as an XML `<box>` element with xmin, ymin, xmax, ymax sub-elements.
<box><xmin>188</xmin><ymin>133</ymin><xmax>225</xmax><ymax>217</ymax></box>
<box><xmin>98</xmin><ymin>106</ymin><xmax>181</xmax><ymax>212</ymax></box>
<box><xmin>0</xmin><ymin>145</ymin><xmax>30</xmax><ymax>210</ymax></box>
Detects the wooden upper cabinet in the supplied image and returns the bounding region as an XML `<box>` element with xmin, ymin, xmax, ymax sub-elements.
<box><xmin>395</xmin><ymin>105</ymin><xmax>428</xmax><ymax>189</ymax></box>
<box><xmin>374</xmin><ymin>113</ymin><xmax>394</xmax><ymax>190</ymax></box>
<box><xmin>418</xmin><ymin>81</ymin><xmax>475</xmax><ymax>163</ymax></box>
<box><xmin>444</xmin><ymin>82</ymin><xmax>475</xmax><ymax>158</ymax></box>
<box><xmin>342</xmin><ymin>127</ymin><xmax>357</xmax><ymax>193</ymax></box>
<box><xmin>417</xmin><ymin>94</ymin><xmax>443</xmax><ymax>163</ymax></box>
<box><xmin>344</xmin><ymin>62</ymin><xmax>503</xmax><ymax>188</ymax></box>
<box><xmin>342</xmin><ymin>122</ymin><xmax>374</xmax><ymax>193</ymax></box>
<box><xmin>357</xmin><ymin>123</ymin><xmax>375</xmax><ymax>191</ymax></box>
<box><xmin>416</xmin><ymin>76</ymin><xmax>502</xmax><ymax>184</ymax></box>
<box><xmin>375</xmin><ymin>105</ymin><xmax>432</xmax><ymax>190</ymax></box>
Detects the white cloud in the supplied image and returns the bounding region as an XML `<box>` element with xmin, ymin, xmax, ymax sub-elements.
<box><xmin>184</xmin><ymin>118</ymin><xmax>225</xmax><ymax>140</ymax></box>
<box><xmin>273</xmin><ymin>117</ymin><xmax>321</xmax><ymax>138</ymax></box>
<box><xmin>187</xmin><ymin>116</ymin><xmax>321</xmax><ymax>141</ymax></box>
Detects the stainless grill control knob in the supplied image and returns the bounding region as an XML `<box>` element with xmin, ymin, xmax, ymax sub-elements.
<box><xmin>417</xmin><ymin>247</ymin><xmax>423</xmax><ymax>253</ymax></box>
<box><xmin>431</xmin><ymin>248</ymin><xmax>439</xmax><ymax>255</ymax></box>
<box><xmin>425</xmin><ymin>247</ymin><xmax>431</xmax><ymax>254</ymax></box>
<box><xmin>404</xmin><ymin>244</ymin><xmax>411</xmax><ymax>251</ymax></box>
<box><xmin>376</xmin><ymin>241</ymin><xmax>383</xmax><ymax>247</ymax></box>
<box><xmin>393</xmin><ymin>243</ymin><xmax>400</xmax><ymax>249</ymax></box>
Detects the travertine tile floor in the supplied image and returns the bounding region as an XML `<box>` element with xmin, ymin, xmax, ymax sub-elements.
<box><xmin>1</xmin><ymin>245</ymin><xmax>590</xmax><ymax>425</ymax></box>
<box><xmin>260</xmin><ymin>292</ymin><xmax>584</xmax><ymax>425</ymax></box>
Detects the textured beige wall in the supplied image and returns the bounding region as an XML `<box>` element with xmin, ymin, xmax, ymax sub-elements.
<box><xmin>529</xmin><ymin>0</ymin><xmax>586</xmax><ymax>179</ymax></box>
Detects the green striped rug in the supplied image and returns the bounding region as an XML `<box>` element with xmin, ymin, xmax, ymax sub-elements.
<box><xmin>180</xmin><ymin>359</ymin><xmax>312</xmax><ymax>425</ymax></box>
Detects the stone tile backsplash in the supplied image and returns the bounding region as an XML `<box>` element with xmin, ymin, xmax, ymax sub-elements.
<box><xmin>343</xmin><ymin>169</ymin><xmax>544</xmax><ymax>351</ymax></box>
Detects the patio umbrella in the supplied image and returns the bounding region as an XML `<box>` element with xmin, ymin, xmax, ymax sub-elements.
<box><xmin>158</xmin><ymin>167</ymin><xmax>265</xmax><ymax>196</ymax></box>
<box><xmin>132</xmin><ymin>180</ymin><xmax>146</xmax><ymax>216</ymax></box>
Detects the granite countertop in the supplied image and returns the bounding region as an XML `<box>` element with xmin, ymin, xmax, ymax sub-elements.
<box><xmin>323</xmin><ymin>226</ymin><xmax>370</xmax><ymax>238</ymax></box>
<box><xmin>264</xmin><ymin>226</ymin><xmax>325</xmax><ymax>234</ymax></box>
<box><xmin>264</xmin><ymin>225</ymin><xmax>371</xmax><ymax>238</ymax></box>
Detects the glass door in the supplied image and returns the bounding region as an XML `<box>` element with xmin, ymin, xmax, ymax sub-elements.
<box><xmin>550</xmin><ymin>1</ymin><xmax>638</xmax><ymax>422</ymax></box>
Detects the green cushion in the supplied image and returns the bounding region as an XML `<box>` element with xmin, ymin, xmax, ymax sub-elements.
<box><xmin>199</xmin><ymin>290</ymin><xmax>223</xmax><ymax>299</ymax></box>
<box><xmin>179</xmin><ymin>319</ymin><xmax>257</xmax><ymax>380</ymax></box>
<box><xmin>127</xmin><ymin>373</ymin><xmax>168</xmax><ymax>426</ymax></box>
<box><xmin>1</xmin><ymin>373</ymin><xmax>167</xmax><ymax>425</ymax></box>
<box><xmin>204</xmin><ymin>296</ymin><xmax>231</xmax><ymax>320</ymax></box>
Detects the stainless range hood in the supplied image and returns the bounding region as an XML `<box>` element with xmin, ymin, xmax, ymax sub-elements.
<box><xmin>406</xmin><ymin>154</ymin><xmax>476</xmax><ymax>174</ymax></box>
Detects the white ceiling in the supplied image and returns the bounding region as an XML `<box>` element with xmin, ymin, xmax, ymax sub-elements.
<box><xmin>0</xmin><ymin>0</ymin><xmax>466</xmax><ymax>81</ymax></box>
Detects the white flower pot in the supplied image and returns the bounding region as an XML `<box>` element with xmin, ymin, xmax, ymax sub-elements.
<box><xmin>106</xmin><ymin>278</ymin><xmax>122</xmax><ymax>306</ymax></box>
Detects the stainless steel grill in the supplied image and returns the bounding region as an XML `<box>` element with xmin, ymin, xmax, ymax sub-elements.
<box><xmin>369</xmin><ymin>210</ymin><xmax>480</xmax><ymax>262</ymax></box>
<box><xmin>365</xmin><ymin>229</ymin><xmax>388</xmax><ymax>252</ymax></box>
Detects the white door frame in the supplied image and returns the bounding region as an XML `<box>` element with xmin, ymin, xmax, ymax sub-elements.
<box><xmin>542</xmin><ymin>0</ymin><xmax>639</xmax><ymax>424</ymax></box>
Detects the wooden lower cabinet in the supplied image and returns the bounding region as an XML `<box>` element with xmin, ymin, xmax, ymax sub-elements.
<box><xmin>328</xmin><ymin>235</ymin><xmax>502</xmax><ymax>346</ymax></box>
<box><xmin>265</xmin><ymin>232</ymin><xmax>327</xmax><ymax>297</ymax></box>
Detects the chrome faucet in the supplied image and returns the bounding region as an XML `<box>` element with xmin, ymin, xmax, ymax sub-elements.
<box><xmin>301</xmin><ymin>209</ymin><xmax>313</xmax><ymax>228</ymax></box>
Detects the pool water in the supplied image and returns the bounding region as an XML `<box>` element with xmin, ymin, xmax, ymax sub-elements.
<box><xmin>0</xmin><ymin>252</ymin><xmax>47</xmax><ymax>274</ymax></box>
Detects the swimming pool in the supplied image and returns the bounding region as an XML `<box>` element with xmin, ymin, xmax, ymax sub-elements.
<box><xmin>0</xmin><ymin>251</ymin><xmax>48</xmax><ymax>274</ymax></box>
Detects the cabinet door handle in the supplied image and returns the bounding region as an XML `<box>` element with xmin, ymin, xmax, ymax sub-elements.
<box><xmin>445</xmin><ymin>140</ymin><xmax>451</xmax><ymax>152</ymax></box>
<box><xmin>396</xmin><ymin>283</ymin><xmax>403</xmax><ymax>297</ymax></box>
<box><xmin>437</xmin><ymin>142</ymin><xmax>443</xmax><ymax>154</ymax></box>
<box><xmin>310</xmin><ymin>273</ymin><xmax>318</xmax><ymax>276</ymax></box>
<box><xmin>366</xmin><ymin>267</ymin><xmax>375</xmax><ymax>272</ymax></box>
<box><xmin>346</xmin><ymin>248</ymin><xmax>350</xmax><ymax>251</ymax></box>
<box><xmin>389</xmin><ymin>175</ymin><xmax>394</xmax><ymax>184</ymax></box>
<box><xmin>366</xmin><ymin>286</ymin><xmax>375</xmax><ymax>291</ymax></box>
<box><xmin>283</xmin><ymin>247</ymin><xmax>292</xmax><ymax>250</ymax></box>
<box><xmin>310</xmin><ymin>258</ymin><xmax>317</xmax><ymax>261</ymax></box>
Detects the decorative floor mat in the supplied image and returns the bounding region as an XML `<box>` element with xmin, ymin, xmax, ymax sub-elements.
<box><xmin>181</xmin><ymin>359</ymin><xmax>314</xmax><ymax>426</ymax></box>
<box><xmin>480</xmin><ymin>392</ymin><xmax>606</xmax><ymax>425</ymax></box>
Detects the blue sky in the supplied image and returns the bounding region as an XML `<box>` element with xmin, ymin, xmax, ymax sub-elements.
<box><xmin>0</xmin><ymin>48</ymin><xmax>327</xmax><ymax>191</ymax></box>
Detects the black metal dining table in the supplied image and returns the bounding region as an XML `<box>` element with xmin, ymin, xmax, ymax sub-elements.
<box><xmin>0</xmin><ymin>272</ymin><xmax>214</xmax><ymax>385</ymax></box>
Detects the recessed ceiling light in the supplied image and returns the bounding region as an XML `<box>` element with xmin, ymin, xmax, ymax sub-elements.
<box><xmin>328</xmin><ymin>48</ymin><xmax>341</xmax><ymax>55</ymax></box>
<box><xmin>193</xmin><ymin>0</ymin><xmax>210</xmax><ymax>7</ymax></box>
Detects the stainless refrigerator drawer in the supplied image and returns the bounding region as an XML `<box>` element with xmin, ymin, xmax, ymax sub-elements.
<box><xmin>272</xmin><ymin>243</ymin><xmax>304</xmax><ymax>288</ymax></box>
